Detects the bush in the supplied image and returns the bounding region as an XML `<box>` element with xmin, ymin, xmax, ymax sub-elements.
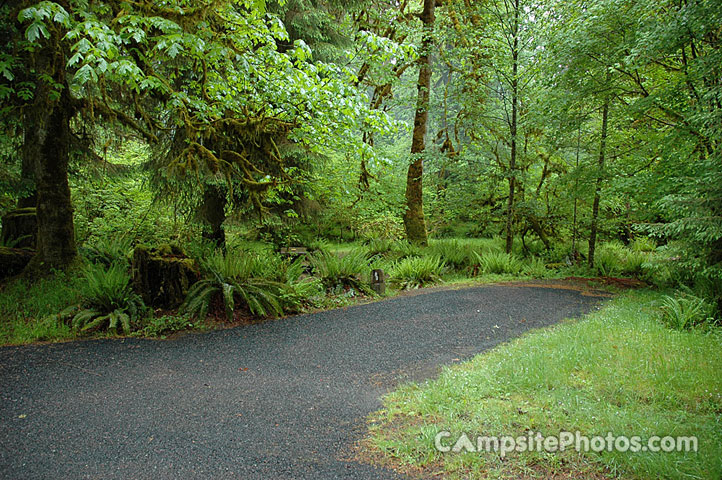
<box><xmin>366</xmin><ymin>238</ymin><xmax>395</xmax><ymax>257</ymax></box>
<box><xmin>390</xmin><ymin>241</ymin><xmax>423</xmax><ymax>259</ymax></box>
<box><xmin>47</xmin><ymin>263</ymin><xmax>145</xmax><ymax>335</ymax></box>
<box><xmin>522</xmin><ymin>257</ymin><xmax>550</xmax><ymax>278</ymax></box>
<box><xmin>81</xmin><ymin>236</ymin><xmax>133</xmax><ymax>267</ymax></box>
<box><xmin>659</xmin><ymin>293</ymin><xmax>716</xmax><ymax>330</ymax></box>
<box><xmin>594</xmin><ymin>242</ymin><xmax>626</xmax><ymax>276</ymax></box>
<box><xmin>631</xmin><ymin>236</ymin><xmax>657</xmax><ymax>252</ymax></box>
<box><xmin>621</xmin><ymin>250</ymin><xmax>649</xmax><ymax>277</ymax></box>
<box><xmin>390</xmin><ymin>256</ymin><xmax>446</xmax><ymax>290</ymax></box>
<box><xmin>136</xmin><ymin>315</ymin><xmax>197</xmax><ymax>338</ymax></box>
<box><xmin>181</xmin><ymin>252</ymin><xmax>286</xmax><ymax>320</ymax></box>
<box><xmin>426</xmin><ymin>239</ymin><xmax>472</xmax><ymax>271</ymax></box>
<box><xmin>309</xmin><ymin>248</ymin><xmax>370</xmax><ymax>293</ymax></box>
<box><xmin>473</xmin><ymin>251</ymin><xmax>523</xmax><ymax>275</ymax></box>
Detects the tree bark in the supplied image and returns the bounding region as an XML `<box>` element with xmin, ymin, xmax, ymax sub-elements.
<box><xmin>588</xmin><ymin>93</ymin><xmax>610</xmax><ymax>269</ymax></box>
<box><xmin>403</xmin><ymin>0</ymin><xmax>435</xmax><ymax>246</ymax></box>
<box><xmin>200</xmin><ymin>183</ymin><xmax>227</xmax><ymax>248</ymax></box>
<box><xmin>23</xmin><ymin>34</ymin><xmax>77</xmax><ymax>273</ymax></box>
<box><xmin>505</xmin><ymin>0</ymin><xmax>520</xmax><ymax>254</ymax></box>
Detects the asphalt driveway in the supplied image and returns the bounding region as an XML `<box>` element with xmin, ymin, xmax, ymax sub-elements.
<box><xmin>0</xmin><ymin>285</ymin><xmax>605</xmax><ymax>479</ymax></box>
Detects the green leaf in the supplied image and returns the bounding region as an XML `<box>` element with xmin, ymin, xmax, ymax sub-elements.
<box><xmin>26</xmin><ymin>22</ymin><xmax>50</xmax><ymax>43</ymax></box>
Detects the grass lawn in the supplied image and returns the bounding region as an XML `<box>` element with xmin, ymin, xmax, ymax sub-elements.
<box><xmin>366</xmin><ymin>290</ymin><xmax>722</xmax><ymax>479</ymax></box>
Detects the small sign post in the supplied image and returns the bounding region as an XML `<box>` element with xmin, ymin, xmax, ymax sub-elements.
<box><xmin>371</xmin><ymin>269</ymin><xmax>386</xmax><ymax>295</ymax></box>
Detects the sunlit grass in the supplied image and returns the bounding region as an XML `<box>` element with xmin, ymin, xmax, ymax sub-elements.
<box><xmin>368</xmin><ymin>291</ymin><xmax>722</xmax><ymax>479</ymax></box>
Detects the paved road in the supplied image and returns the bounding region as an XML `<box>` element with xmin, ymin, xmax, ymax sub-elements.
<box><xmin>0</xmin><ymin>285</ymin><xmax>604</xmax><ymax>479</ymax></box>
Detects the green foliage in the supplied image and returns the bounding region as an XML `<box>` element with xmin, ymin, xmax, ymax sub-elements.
<box><xmin>309</xmin><ymin>248</ymin><xmax>370</xmax><ymax>293</ymax></box>
<box><xmin>390</xmin><ymin>241</ymin><xmax>423</xmax><ymax>260</ymax></box>
<box><xmin>366</xmin><ymin>238</ymin><xmax>395</xmax><ymax>257</ymax></box>
<box><xmin>81</xmin><ymin>236</ymin><xmax>133</xmax><ymax>267</ymax></box>
<box><xmin>659</xmin><ymin>293</ymin><xmax>716</xmax><ymax>331</ymax></box>
<box><xmin>594</xmin><ymin>243</ymin><xmax>625</xmax><ymax>277</ymax></box>
<box><xmin>135</xmin><ymin>315</ymin><xmax>198</xmax><ymax>338</ymax></box>
<box><xmin>390</xmin><ymin>256</ymin><xmax>445</xmax><ymax>290</ymax></box>
<box><xmin>473</xmin><ymin>251</ymin><xmax>523</xmax><ymax>275</ymax></box>
<box><xmin>426</xmin><ymin>239</ymin><xmax>472</xmax><ymax>271</ymax></box>
<box><xmin>631</xmin><ymin>236</ymin><xmax>656</xmax><ymax>253</ymax></box>
<box><xmin>522</xmin><ymin>257</ymin><xmax>551</xmax><ymax>278</ymax></box>
<box><xmin>0</xmin><ymin>272</ymin><xmax>84</xmax><ymax>344</ymax></box>
<box><xmin>181</xmin><ymin>252</ymin><xmax>286</xmax><ymax>320</ymax></box>
<box><xmin>593</xmin><ymin>242</ymin><xmax>651</xmax><ymax>278</ymax></box>
<box><xmin>45</xmin><ymin>263</ymin><xmax>145</xmax><ymax>335</ymax></box>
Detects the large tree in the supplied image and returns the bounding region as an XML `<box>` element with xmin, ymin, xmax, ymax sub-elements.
<box><xmin>2</xmin><ymin>0</ymin><xmax>392</xmax><ymax>273</ymax></box>
<box><xmin>403</xmin><ymin>0</ymin><xmax>435</xmax><ymax>245</ymax></box>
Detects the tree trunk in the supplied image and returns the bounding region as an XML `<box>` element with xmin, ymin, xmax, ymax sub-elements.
<box><xmin>17</xmin><ymin>9</ymin><xmax>77</xmax><ymax>275</ymax></box>
<box><xmin>403</xmin><ymin>0</ymin><xmax>435</xmax><ymax>246</ymax></box>
<box><xmin>505</xmin><ymin>0</ymin><xmax>520</xmax><ymax>254</ymax></box>
<box><xmin>25</xmin><ymin>88</ymin><xmax>77</xmax><ymax>273</ymax></box>
<box><xmin>588</xmin><ymin>93</ymin><xmax>610</xmax><ymax>269</ymax></box>
<box><xmin>17</xmin><ymin>137</ymin><xmax>37</xmax><ymax>208</ymax></box>
<box><xmin>200</xmin><ymin>183</ymin><xmax>227</xmax><ymax>248</ymax></box>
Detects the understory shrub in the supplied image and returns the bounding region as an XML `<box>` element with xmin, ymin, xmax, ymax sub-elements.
<box><xmin>659</xmin><ymin>293</ymin><xmax>716</xmax><ymax>330</ymax></box>
<box><xmin>46</xmin><ymin>262</ymin><xmax>145</xmax><ymax>335</ymax></box>
<box><xmin>309</xmin><ymin>248</ymin><xmax>370</xmax><ymax>292</ymax></box>
<box><xmin>522</xmin><ymin>257</ymin><xmax>550</xmax><ymax>278</ymax></box>
<box><xmin>81</xmin><ymin>236</ymin><xmax>133</xmax><ymax>267</ymax></box>
<box><xmin>390</xmin><ymin>255</ymin><xmax>446</xmax><ymax>290</ymax></box>
<box><xmin>426</xmin><ymin>239</ymin><xmax>472</xmax><ymax>271</ymax></box>
<box><xmin>473</xmin><ymin>251</ymin><xmax>523</xmax><ymax>275</ymax></box>
<box><xmin>181</xmin><ymin>252</ymin><xmax>286</xmax><ymax>320</ymax></box>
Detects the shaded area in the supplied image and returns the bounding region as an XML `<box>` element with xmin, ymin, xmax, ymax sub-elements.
<box><xmin>0</xmin><ymin>285</ymin><xmax>604</xmax><ymax>479</ymax></box>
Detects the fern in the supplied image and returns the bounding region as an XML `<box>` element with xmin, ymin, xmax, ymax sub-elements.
<box><xmin>181</xmin><ymin>252</ymin><xmax>286</xmax><ymax>320</ymax></box>
<box><xmin>659</xmin><ymin>293</ymin><xmax>714</xmax><ymax>330</ymax></box>
<box><xmin>309</xmin><ymin>249</ymin><xmax>370</xmax><ymax>292</ymax></box>
<box><xmin>473</xmin><ymin>251</ymin><xmax>523</xmax><ymax>274</ymax></box>
<box><xmin>47</xmin><ymin>263</ymin><xmax>144</xmax><ymax>335</ymax></box>
<box><xmin>426</xmin><ymin>239</ymin><xmax>472</xmax><ymax>271</ymax></box>
<box><xmin>390</xmin><ymin>256</ymin><xmax>445</xmax><ymax>290</ymax></box>
<box><xmin>82</xmin><ymin>236</ymin><xmax>133</xmax><ymax>267</ymax></box>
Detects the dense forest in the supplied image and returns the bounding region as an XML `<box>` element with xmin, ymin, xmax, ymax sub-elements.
<box><xmin>0</xmin><ymin>0</ymin><xmax>720</xmax><ymax>340</ymax></box>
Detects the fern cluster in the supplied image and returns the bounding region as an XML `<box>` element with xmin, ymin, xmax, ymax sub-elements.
<box><xmin>181</xmin><ymin>252</ymin><xmax>286</xmax><ymax>320</ymax></box>
<box><xmin>47</xmin><ymin>262</ymin><xmax>144</xmax><ymax>335</ymax></box>
<box><xmin>390</xmin><ymin>256</ymin><xmax>446</xmax><ymax>290</ymax></box>
<box><xmin>309</xmin><ymin>249</ymin><xmax>370</xmax><ymax>292</ymax></box>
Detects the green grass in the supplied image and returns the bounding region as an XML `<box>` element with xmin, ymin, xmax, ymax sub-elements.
<box><xmin>0</xmin><ymin>271</ymin><xmax>84</xmax><ymax>344</ymax></box>
<box><xmin>367</xmin><ymin>291</ymin><xmax>722</xmax><ymax>479</ymax></box>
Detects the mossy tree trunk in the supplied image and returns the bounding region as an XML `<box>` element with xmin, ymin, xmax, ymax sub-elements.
<box><xmin>132</xmin><ymin>245</ymin><xmax>200</xmax><ymax>309</ymax></box>
<box><xmin>403</xmin><ymin>0</ymin><xmax>434</xmax><ymax>247</ymax></box>
<box><xmin>200</xmin><ymin>183</ymin><xmax>227</xmax><ymax>249</ymax></box>
<box><xmin>22</xmin><ymin>33</ymin><xmax>77</xmax><ymax>274</ymax></box>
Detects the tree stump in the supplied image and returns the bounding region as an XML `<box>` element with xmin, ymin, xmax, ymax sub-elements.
<box><xmin>1</xmin><ymin>208</ymin><xmax>37</xmax><ymax>249</ymax></box>
<box><xmin>131</xmin><ymin>245</ymin><xmax>200</xmax><ymax>309</ymax></box>
<box><xmin>0</xmin><ymin>247</ymin><xmax>35</xmax><ymax>280</ymax></box>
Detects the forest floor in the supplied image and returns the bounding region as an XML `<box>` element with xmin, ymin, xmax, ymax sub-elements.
<box><xmin>0</xmin><ymin>282</ymin><xmax>605</xmax><ymax>479</ymax></box>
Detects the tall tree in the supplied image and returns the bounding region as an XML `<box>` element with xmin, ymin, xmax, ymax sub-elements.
<box><xmin>403</xmin><ymin>0</ymin><xmax>435</xmax><ymax>245</ymax></box>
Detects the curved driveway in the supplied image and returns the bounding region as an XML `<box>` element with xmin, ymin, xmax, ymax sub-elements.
<box><xmin>0</xmin><ymin>285</ymin><xmax>604</xmax><ymax>479</ymax></box>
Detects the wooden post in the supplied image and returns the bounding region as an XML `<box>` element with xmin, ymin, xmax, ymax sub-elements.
<box><xmin>371</xmin><ymin>269</ymin><xmax>386</xmax><ymax>295</ymax></box>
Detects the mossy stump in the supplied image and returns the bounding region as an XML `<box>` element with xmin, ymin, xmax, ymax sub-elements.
<box><xmin>131</xmin><ymin>245</ymin><xmax>200</xmax><ymax>309</ymax></box>
<box><xmin>0</xmin><ymin>247</ymin><xmax>35</xmax><ymax>280</ymax></box>
<box><xmin>1</xmin><ymin>208</ymin><xmax>37</xmax><ymax>249</ymax></box>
